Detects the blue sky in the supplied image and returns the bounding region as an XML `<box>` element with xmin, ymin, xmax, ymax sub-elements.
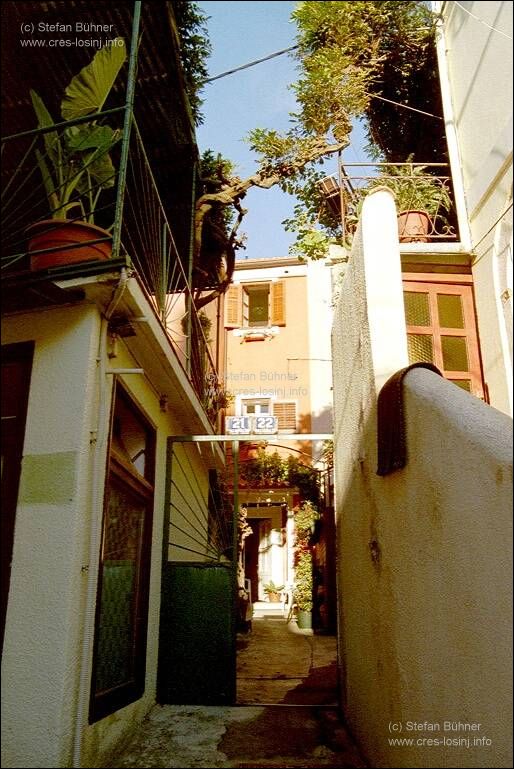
<box><xmin>195</xmin><ymin>1</ymin><xmax>368</xmax><ymax>260</ymax></box>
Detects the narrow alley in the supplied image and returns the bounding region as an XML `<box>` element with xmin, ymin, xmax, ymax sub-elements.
<box><xmin>108</xmin><ymin>608</ymin><xmax>366</xmax><ymax>768</ymax></box>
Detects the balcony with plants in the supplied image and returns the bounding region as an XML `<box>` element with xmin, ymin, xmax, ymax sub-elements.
<box><xmin>319</xmin><ymin>157</ymin><xmax>458</xmax><ymax>247</ymax></box>
<box><xmin>1</xmin><ymin>1</ymin><xmax>227</xmax><ymax>429</ymax></box>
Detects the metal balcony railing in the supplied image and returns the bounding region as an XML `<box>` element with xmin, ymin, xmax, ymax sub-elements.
<box><xmin>320</xmin><ymin>161</ymin><xmax>459</xmax><ymax>244</ymax></box>
<box><xmin>1</xmin><ymin>99</ymin><xmax>224</xmax><ymax>431</ymax></box>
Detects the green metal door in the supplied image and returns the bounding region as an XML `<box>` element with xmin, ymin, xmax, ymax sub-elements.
<box><xmin>158</xmin><ymin>562</ymin><xmax>236</xmax><ymax>704</ymax></box>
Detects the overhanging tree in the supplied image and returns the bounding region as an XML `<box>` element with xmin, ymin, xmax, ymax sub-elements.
<box><xmin>177</xmin><ymin>1</ymin><xmax>440</xmax><ymax>308</ymax></box>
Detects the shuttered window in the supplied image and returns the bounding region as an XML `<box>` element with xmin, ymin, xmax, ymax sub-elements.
<box><xmin>224</xmin><ymin>281</ymin><xmax>286</xmax><ymax>328</ymax></box>
<box><xmin>224</xmin><ymin>285</ymin><xmax>242</xmax><ymax>328</ymax></box>
<box><xmin>270</xmin><ymin>281</ymin><xmax>286</xmax><ymax>326</ymax></box>
<box><xmin>273</xmin><ymin>401</ymin><xmax>297</xmax><ymax>431</ymax></box>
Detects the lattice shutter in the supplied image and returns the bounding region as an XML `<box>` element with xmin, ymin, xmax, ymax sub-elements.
<box><xmin>224</xmin><ymin>285</ymin><xmax>242</xmax><ymax>328</ymax></box>
<box><xmin>273</xmin><ymin>401</ymin><xmax>297</xmax><ymax>431</ymax></box>
<box><xmin>270</xmin><ymin>281</ymin><xmax>286</xmax><ymax>326</ymax></box>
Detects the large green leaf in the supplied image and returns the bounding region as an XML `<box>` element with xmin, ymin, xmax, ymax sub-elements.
<box><xmin>61</xmin><ymin>39</ymin><xmax>126</xmax><ymax>120</ymax></box>
<box><xmin>65</xmin><ymin>123</ymin><xmax>117</xmax><ymax>152</ymax></box>
<box><xmin>30</xmin><ymin>89</ymin><xmax>61</xmax><ymax>168</ymax></box>
<box><xmin>35</xmin><ymin>148</ymin><xmax>59</xmax><ymax>212</ymax></box>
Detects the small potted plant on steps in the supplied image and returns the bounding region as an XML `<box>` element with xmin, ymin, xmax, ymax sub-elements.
<box><xmin>27</xmin><ymin>39</ymin><xmax>126</xmax><ymax>271</ymax></box>
<box><xmin>263</xmin><ymin>580</ymin><xmax>284</xmax><ymax>603</ymax></box>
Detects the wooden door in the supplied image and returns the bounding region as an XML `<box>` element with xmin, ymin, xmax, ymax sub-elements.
<box><xmin>403</xmin><ymin>275</ymin><xmax>486</xmax><ymax>399</ymax></box>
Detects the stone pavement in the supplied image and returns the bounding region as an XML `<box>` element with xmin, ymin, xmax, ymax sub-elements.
<box><xmin>108</xmin><ymin>615</ymin><xmax>366</xmax><ymax>768</ymax></box>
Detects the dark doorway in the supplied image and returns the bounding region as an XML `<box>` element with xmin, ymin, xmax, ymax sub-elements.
<box><xmin>1</xmin><ymin>342</ymin><xmax>34</xmax><ymax>653</ymax></box>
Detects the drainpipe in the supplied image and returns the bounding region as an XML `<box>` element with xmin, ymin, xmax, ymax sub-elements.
<box><xmin>72</xmin><ymin>269</ymin><xmax>129</xmax><ymax>768</ymax></box>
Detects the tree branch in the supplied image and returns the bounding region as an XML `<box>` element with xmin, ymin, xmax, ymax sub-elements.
<box><xmin>192</xmin><ymin>135</ymin><xmax>348</xmax><ymax>309</ymax></box>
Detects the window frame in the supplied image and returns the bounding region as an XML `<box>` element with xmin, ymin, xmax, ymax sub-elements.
<box><xmin>89</xmin><ymin>381</ymin><xmax>156</xmax><ymax>723</ymax></box>
<box><xmin>402</xmin><ymin>273</ymin><xmax>486</xmax><ymax>399</ymax></box>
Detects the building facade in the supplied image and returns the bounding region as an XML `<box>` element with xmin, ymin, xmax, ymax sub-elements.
<box><xmin>223</xmin><ymin>256</ymin><xmax>336</xmax><ymax>619</ymax></box>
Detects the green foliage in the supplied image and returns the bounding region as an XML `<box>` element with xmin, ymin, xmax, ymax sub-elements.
<box><xmin>286</xmin><ymin>456</ymin><xmax>320</xmax><ymax>506</ymax></box>
<box><xmin>172</xmin><ymin>0</ymin><xmax>212</xmax><ymax>125</ymax></box>
<box><xmin>254</xmin><ymin>1</ymin><xmax>444</xmax><ymax>259</ymax></box>
<box><xmin>292</xmin><ymin>501</ymin><xmax>318</xmax><ymax>611</ymax></box>
<box><xmin>237</xmin><ymin>449</ymin><xmax>320</xmax><ymax>504</ymax></box>
<box><xmin>189</xmin><ymin>1</ymin><xmax>446</xmax><ymax>289</ymax></box>
<box><xmin>294</xmin><ymin>500</ymin><xmax>319</xmax><ymax>540</ymax></box>
<box><xmin>292</xmin><ymin>1</ymin><xmax>443</xmax><ymax>163</ymax></box>
<box><xmin>199</xmin><ymin>150</ymin><xmax>236</xmax><ymax>231</ymax></box>
<box><xmin>238</xmin><ymin>449</ymin><xmax>288</xmax><ymax>487</ymax></box>
<box><xmin>365</xmin><ymin>161</ymin><xmax>452</xmax><ymax>217</ymax></box>
<box><xmin>293</xmin><ymin>550</ymin><xmax>313</xmax><ymax>611</ymax></box>
<box><xmin>345</xmin><ymin>158</ymin><xmax>452</xmax><ymax>240</ymax></box>
<box><xmin>30</xmin><ymin>40</ymin><xmax>126</xmax><ymax>222</ymax></box>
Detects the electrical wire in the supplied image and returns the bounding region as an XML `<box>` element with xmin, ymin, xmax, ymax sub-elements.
<box><xmin>204</xmin><ymin>45</ymin><xmax>444</xmax><ymax>121</ymax></box>
<box><xmin>471</xmin><ymin>201</ymin><xmax>513</xmax><ymax>266</ymax></box>
<box><xmin>205</xmin><ymin>44</ymin><xmax>298</xmax><ymax>82</ymax></box>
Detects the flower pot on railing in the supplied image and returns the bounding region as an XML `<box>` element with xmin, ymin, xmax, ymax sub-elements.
<box><xmin>27</xmin><ymin>220</ymin><xmax>112</xmax><ymax>271</ymax></box>
<box><xmin>397</xmin><ymin>210</ymin><xmax>431</xmax><ymax>243</ymax></box>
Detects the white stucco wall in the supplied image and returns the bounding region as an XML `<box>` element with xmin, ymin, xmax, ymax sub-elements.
<box><xmin>306</xmin><ymin>259</ymin><xmax>335</xmax><ymax>453</ymax></box>
<box><xmin>2</xmin><ymin>305</ymin><xmax>103</xmax><ymax>768</ymax></box>
<box><xmin>332</xmin><ymin>189</ymin><xmax>513</xmax><ymax>768</ymax></box>
<box><xmin>1</xmin><ymin>289</ymin><xmax>217</xmax><ymax>768</ymax></box>
<box><xmin>438</xmin><ymin>0</ymin><xmax>513</xmax><ymax>413</ymax></box>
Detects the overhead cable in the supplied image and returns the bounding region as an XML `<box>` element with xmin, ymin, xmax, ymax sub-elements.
<box><xmin>205</xmin><ymin>45</ymin><xmax>299</xmax><ymax>82</ymax></box>
<box><xmin>205</xmin><ymin>45</ymin><xmax>444</xmax><ymax>121</ymax></box>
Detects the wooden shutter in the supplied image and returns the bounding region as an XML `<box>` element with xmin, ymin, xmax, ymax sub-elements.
<box><xmin>274</xmin><ymin>401</ymin><xmax>297</xmax><ymax>431</ymax></box>
<box><xmin>270</xmin><ymin>281</ymin><xmax>286</xmax><ymax>326</ymax></box>
<box><xmin>224</xmin><ymin>285</ymin><xmax>242</xmax><ymax>328</ymax></box>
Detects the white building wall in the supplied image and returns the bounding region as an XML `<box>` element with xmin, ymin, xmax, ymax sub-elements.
<box><xmin>1</xmin><ymin>305</ymin><xmax>103</xmax><ymax>768</ymax></box>
<box><xmin>1</xmin><ymin>291</ymin><xmax>217</xmax><ymax>768</ymax></box>
<box><xmin>437</xmin><ymin>0</ymin><xmax>513</xmax><ymax>413</ymax></box>
<box><xmin>332</xmin><ymin>188</ymin><xmax>513</xmax><ymax>768</ymax></box>
<box><xmin>306</xmin><ymin>259</ymin><xmax>334</xmax><ymax>457</ymax></box>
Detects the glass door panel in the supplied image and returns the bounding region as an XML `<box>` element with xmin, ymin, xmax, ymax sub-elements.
<box><xmin>403</xmin><ymin>277</ymin><xmax>485</xmax><ymax>399</ymax></box>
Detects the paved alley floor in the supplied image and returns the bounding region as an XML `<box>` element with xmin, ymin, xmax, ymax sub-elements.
<box><xmin>108</xmin><ymin>615</ymin><xmax>366</xmax><ymax>768</ymax></box>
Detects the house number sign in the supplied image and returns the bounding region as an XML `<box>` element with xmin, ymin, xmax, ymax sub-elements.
<box><xmin>225</xmin><ymin>416</ymin><xmax>278</xmax><ymax>434</ymax></box>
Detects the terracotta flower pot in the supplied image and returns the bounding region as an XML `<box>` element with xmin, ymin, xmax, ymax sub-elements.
<box><xmin>397</xmin><ymin>210</ymin><xmax>431</xmax><ymax>243</ymax></box>
<box><xmin>267</xmin><ymin>592</ymin><xmax>281</xmax><ymax>603</ymax></box>
<box><xmin>26</xmin><ymin>220</ymin><xmax>112</xmax><ymax>271</ymax></box>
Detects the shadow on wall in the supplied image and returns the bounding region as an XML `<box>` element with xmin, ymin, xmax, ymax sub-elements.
<box><xmin>335</xmin><ymin>368</ymin><xmax>513</xmax><ymax>769</ymax></box>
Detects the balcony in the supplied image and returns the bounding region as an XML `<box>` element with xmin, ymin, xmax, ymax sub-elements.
<box><xmin>1</xmin><ymin>1</ymin><xmax>225</xmax><ymax>429</ymax></box>
<box><xmin>319</xmin><ymin>160</ymin><xmax>460</xmax><ymax>247</ymax></box>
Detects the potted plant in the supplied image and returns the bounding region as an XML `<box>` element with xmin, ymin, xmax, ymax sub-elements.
<box><xmin>293</xmin><ymin>551</ymin><xmax>313</xmax><ymax>628</ymax></box>
<box><xmin>292</xmin><ymin>501</ymin><xmax>318</xmax><ymax>629</ymax></box>
<box><xmin>27</xmin><ymin>39</ymin><xmax>126</xmax><ymax>270</ymax></box>
<box><xmin>263</xmin><ymin>580</ymin><xmax>284</xmax><ymax>603</ymax></box>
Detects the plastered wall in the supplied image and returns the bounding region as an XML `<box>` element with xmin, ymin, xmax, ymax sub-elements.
<box><xmin>332</xmin><ymin>189</ymin><xmax>513</xmax><ymax>767</ymax></box>
<box><xmin>1</xmin><ymin>295</ymin><xmax>217</xmax><ymax>768</ymax></box>
<box><xmin>440</xmin><ymin>0</ymin><xmax>513</xmax><ymax>413</ymax></box>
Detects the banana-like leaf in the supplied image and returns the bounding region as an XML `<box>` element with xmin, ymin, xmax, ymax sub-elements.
<box><xmin>30</xmin><ymin>89</ymin><xmax>61</xmax><ymax>168</ymax></box>
<box><xmin>87</xmin><ymin>151</ymin><xmax>117</xmax><ymax>188</ymax></box>
<box><xmin>61</xmin><ymin>38</ymin><xmax>127</xmax><ymax>120</ymax></box>
<box><xmin>35</xmin><ymin>148</ymin><xmax>59</xmax><ymax>211</ymax></box>
<box><xmin>65</xmin><ymin>123</ymin><xmax>116</xmax><ymax>152</ymax></box>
